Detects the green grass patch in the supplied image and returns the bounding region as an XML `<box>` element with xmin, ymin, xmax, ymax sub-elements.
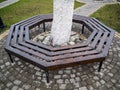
<box><xmin>91</xmin><ymin>4</ymin><xmax>120</xmax><ymax>32</ymax></box>
<box><xmin>74</xmin><ymin>1</ymin><xmax>84</xmax><ymax>9</ymax></box>
<box><xmin>0</xmin><ymin>0</ymin><xmax>84</xmax><ymax>33</ymax></box>
<box><xmin>0</xmin><ymin>0</ymin><xmax>6</xmax><ymax>3</ymax></box>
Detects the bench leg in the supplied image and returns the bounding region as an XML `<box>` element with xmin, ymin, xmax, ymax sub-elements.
<box><xmin>81</xmin><ymin>24</ymin><xmax>84</xmax><ymax>34</ymax></box>
<box><xmin>46</xmin><ymin>71</ymin><xmax>49</xmax><ymax>83</ymax></box>
<box><xmin>7</xmin><ymin>53</ymin><xmax>14</xmax><ymax>63</ymax></box>
<box><xmin>43</xmin><ymin>22</ymin><xmax>46</xmax><ymax>32</ymax></box>
<box><xmin>98</xmin><ymin>61</ymin><xmax>103</xmax><ymax>72</ymax></box>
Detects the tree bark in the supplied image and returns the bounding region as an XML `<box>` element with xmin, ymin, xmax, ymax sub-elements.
<box><xmin>51</xmin><ymin>0</ymin><xmax>74</xmax><ymax>46</ymax></box>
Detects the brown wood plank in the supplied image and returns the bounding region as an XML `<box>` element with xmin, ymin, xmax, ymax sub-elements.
<box><xmin>12</xmin><ymin>44</ymin><xmax>50</xmax><ymax>61</ymax></box>
<box><xmin>90</xmin><ymin>18</ymin><xmax>108</xmax><ymax>32</ymax></box>
<box><xmin>18</xmin><ymin>27</ymin><xmax>24</xmax><ymax>42</ymax></box>
<box><xmin>52</xmin><ymin>46</ymin><xmax>92</xmax><ymax>55</ymax></box>
<box><xmin>102</xmin><ymin>31</ymin><xmax>115</xmax><ymax>56</ymax></box>
<box><xmin>19</xmin><ymin>41</ymin><xmax>92</xmax><ymax>56</ymax></box>
<box><xmin>51</xmin><ymin>43</ymin><xmax>88</xmax><ymax>51</ymax></box>
<box><xmin>19</xmin><ymin>42</ymin><xmax>52</xmax><ymax>55</ymax></box>
<box><xmin>26</xmin><ymin>40</ymin><xmax>52</xmax><ymax>50</ymax></box>
<box><xmin>85</xmin><ymin>30</ymin><xmax>97</xmax><ymax>45</ymax></box>
<box><xmin>92</xmin><ymin>18</ymin><xmax>114</xmax><ymax>32</ymax></box>
<box><xmin>90</xmin><ymin>31</ymin><xmax>103</xmax><ymax>48</ymax></box>
<box><xmin>46</xmin><ymin>54</ymin><xmax>105</xmax><ymax>70</ymax></box>
<box><xmin>51</xmin><ymin>50</ymin><xmax>99</xmax><ymax>61</ymax></box>
<box><xmin>13</xmin><ymin>14</ymin><xmax>41</xmax><ymax>26</ymax></box>
<box><xmin>5</xmin><ymin>25</ymin><xmax>15</xmax><ymax>47</ymax></box>
<box><xmin>5</xmin><ymin>47</ymin><xmax>48</xmax><ymax>70</ymax></box>
<box><xmin>11</xmin><ymin>26</ymin><xmax>19</xmax><ymax>45</ymax></box>
<box><xmin>24</xmin><ymin>28</ymin><xmax>29</xmax><ymax>41</ymax></box>
<box><xmin>96</xmin><ymin>32</ymin><xmax>109</xmax><ymax>51</ymax></box>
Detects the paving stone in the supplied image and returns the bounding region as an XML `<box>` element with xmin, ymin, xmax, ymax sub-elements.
<box><xmin>106</xmin><ymin>81</ymin><xmax>113</xmax><ymax>88</ymax></box>
<box><xmin>62</xmin><ymin>74</ymin><xmax>68</xmax><ymax>78</ymax></box>
<box><xmin>98</xmin><ymin>85</ymin><xmax>108</xmax><ymax>90</ymax></box>
<box><xmin>93</xmin><ymin>76</ymin><xmax>99</xmax><ymax>80</ymax></box>
<box><xmin>22</xmin><ymin>84</ymin><xmax>31</xmax><ymax>89</ymax></box>
<box><xmin>65</xmin><ymin>79</ymin><xmax>70</xmax><ymax>84</ymax></box>
<box><xmin>5</xmin><ymin>62</ymin><xmax>10</xmax><ymax>66</ymax></box>
<box><xmin>79</xmin><ymin>87</ymin><xmax>88</xmax><ymax>90</ymax></box>
<box><xmin>36</xmin><ymin>71</ymin><xmax>41</xmax><ymax>76</ymax></box>
<box><xmin>96</xmin><ymin>81</ymin><xmax>101</xmax><ymax>87</ymax></box>
<box><xmin>108</xmin><ymin>73</ymin><xmax>113</xmax><ymax>77</ymax></box>
<box><xmin>18</xmin><ymin>88</ymin><xmax>24</xmax><ymax>90</ymax></box>
<box><xmin>58</xmin><ymin>70</ymin><xmax>63</xmax><ymax>74</ymax></box>
<box><xmin>80</xmin><ymin>81</ymin><xmax>87</xmax><ymax>86</ymax></box>
<box><xmin>64</xmin><ymin>69</ymin><xmax>71</xmax><ymax>74</ymax></box>
<box><xmin>54</xmin><ymin>75</ymin><xmax>61</xmax><ymax>79</ymax></box>
<box><xmin>88</xmin><ymin>86</ymin><xmax>94</xmax><ymax>90</ymax></box>
<box><xmin>75</xmin><ymin>77</ymin><xmax>80</xmax><ymax>82</ymax></box>
<box><xmin>36</xmin><ymin>88</ymin><xmax>40</xmax><ymax>90</ymax></box>
<box><xmin>74</xmin><ymin>83</ymin><xmax>80</xmax><ymax>88</ymax></box>
<box><xmin>100</xmin><ymin>80</ymin><xmax>105</xmax><ymax>84</ymax></box>
<box><xmin>11</xmin><ymin>86</ymin><xmax>18</xmax><ymax>90</ymax></box>
<box><xmin>66</xmin><ymin>83</ymin><xmax>74</xmax><ymax>90</ymax></box>
<box><xmin>34</xmin><ymin>67</ymin><xmax>40</xmax><ymax>71</ymax></box>
<box><xmin>52</xmin><ymin>84</ymin><xmax>58</xmax><ymax>90</ymax></box>
<box><xmin>6</xmin><ymin>82</ymin><xmax>13</xmax><ymax>87</ymax></box>
<box><xmin>104</xmin><ymin>76</ymin><xmax>111</xmax><ymax>81</ymax></box>
<box><xmin>70</xmin><ymin>78</ymin><xmax>76</xmax><ymax>83</ymax></box>
<box><xmin>13</xmin><ymin>80</ymin><xmax>21</xmax><ymax>85</ymax></box>
<box><xmin>111</xmin><ymin>79</ymin><xmax>116</xmax><ymax>83</ymax></box>
<box><xmin>115</xmin><ymin>84</ymin><xmax>120</xmax><ymax>89</ymax></box>
<box><xmin>56</xmin><ymin>79</ymin><xmax>63</xmax><ymax>84</ymax></box>
<box><xmin>71</xmin><ymin>74</ymin><xmax>76</xmax><ymax>78</ymax></box>
<box><xmin>59</xmin><ymin>84</ymin><xmax>66</xmax><ymax>90</ymax></box>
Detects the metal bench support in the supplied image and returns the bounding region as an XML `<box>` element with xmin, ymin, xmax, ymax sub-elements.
<box><xmin>7</xmin><ymin>53</ymin><xmax>14</xmax><ymax>63</ymax></box>
<box><xmin>98</xmin><ymin>61</ymin><xmax>103</xmax><ymax>72</ymax></box>
<box><xmin>81</xmin><ymin>24</ymin><xmax>84</xmax><ymax>34</ymax></box>
<box><xmin>46</xmin><ymin>71</ymin><xmax>49</xmax><ymax>83</ymax></box>
<box><xmin>43</xmin><ymin>22</ymin><xmax>46</xmax><ymax>32</ymax></box>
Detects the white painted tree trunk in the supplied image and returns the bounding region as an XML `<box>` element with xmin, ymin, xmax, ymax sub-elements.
<box><xmin>51</xmin><ymin>0</ymin><xmax>74</xmax><ymax>46</ymax></box>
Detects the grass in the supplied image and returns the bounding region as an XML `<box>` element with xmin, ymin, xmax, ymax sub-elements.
<box><xmin>0</xmin><ymin>0</ymin><xmax>6</xmax><ymax>3</ymax></box>
<box><xmin>0</xmin><ymin>0</ymin><xmax>84</xmax><ymax>33</ymax></box>
<box><xmin>91</xmin><ymin>4</ymin><xmax>120</xmax><ymax>32</ymax></box>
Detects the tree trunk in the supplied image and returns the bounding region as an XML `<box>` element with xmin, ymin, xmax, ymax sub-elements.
<box><xmin>51</xmin><ymin>0</ymin><xmax>74</xmax><ymax>46</ymax></box>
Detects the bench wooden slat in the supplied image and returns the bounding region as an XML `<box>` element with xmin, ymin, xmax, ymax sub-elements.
<box><xmin>12</xmin><ymin>26</ymin><xmax>19</xmax><ymax>45</ymax></box>
<box><xmin>90</xmin><ymin>18</ymin><xmax>108</xmax><ymax>32</ymax></box>
<box><xmin>18</xmin><ymin>27</ymin><xmax>24</xmax><ymax>42</ymax></box>
<box><xmin>47</xmin><ymin>54</ymin><xmax>105</xmax><ymax>70</ymax></box>
<box><xmin>102</xmin><ymin>31</ymin><xmax>115</xmax><ymax>56</ymax></box>
<box><xmin>96</xmin><ymin>32</ymin><xmax>109</xmax><ymax>51</ymax></box>
<box><xmin>5</xmin><ymin>47</ymin><xmax>48</xmax><ymax>70</ymax></box>
<box><xmin>51</xmin><ymin>50</ymin><xmax>99</xmax><ymax>61</ymax></box>
<box><xmin>12</xmin><ymin>44</ymin><xmax>50</xmax><ymax>61</ymax></box>
<box><xmin>5</xmin><ymin>25</ymin><xmax>15</xmax><ymax>47</ymax></box>
<box><xmin>19</xmin><ymin>41</ymin><xmax>92</xmax><ymax>56</ymax></box>
<box><xmin>92</xmin><ymin>18</ymin><xmax>113</xmax><ymax>32</ymax></box>
<box><xmin>14</xmin><ymin>14</ymin><xmax>41</xmax><ymax>26</ymax></box>
<box><xmin>90</xmin><ymin>31</ymin><xmax>103</xmax><ymax>48</ymax></box>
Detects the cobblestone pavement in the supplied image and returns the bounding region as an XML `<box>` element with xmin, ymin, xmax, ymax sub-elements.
<box><xmin>0</xmin><ymin>31</ymin><xmax>120</xmax><ymax>90</ymax></box>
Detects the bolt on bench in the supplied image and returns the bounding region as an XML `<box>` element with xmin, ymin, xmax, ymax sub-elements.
<box><xmin>4</xmin><ymin>14</ymin><xmax>115</xmax><ymax>83</ymax></box>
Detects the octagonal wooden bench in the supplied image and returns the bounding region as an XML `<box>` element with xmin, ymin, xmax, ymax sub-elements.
<box><xmin>4</xmin><ymin>14</ymin><xmax>115</xmax><ymax>83</ymax></box>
